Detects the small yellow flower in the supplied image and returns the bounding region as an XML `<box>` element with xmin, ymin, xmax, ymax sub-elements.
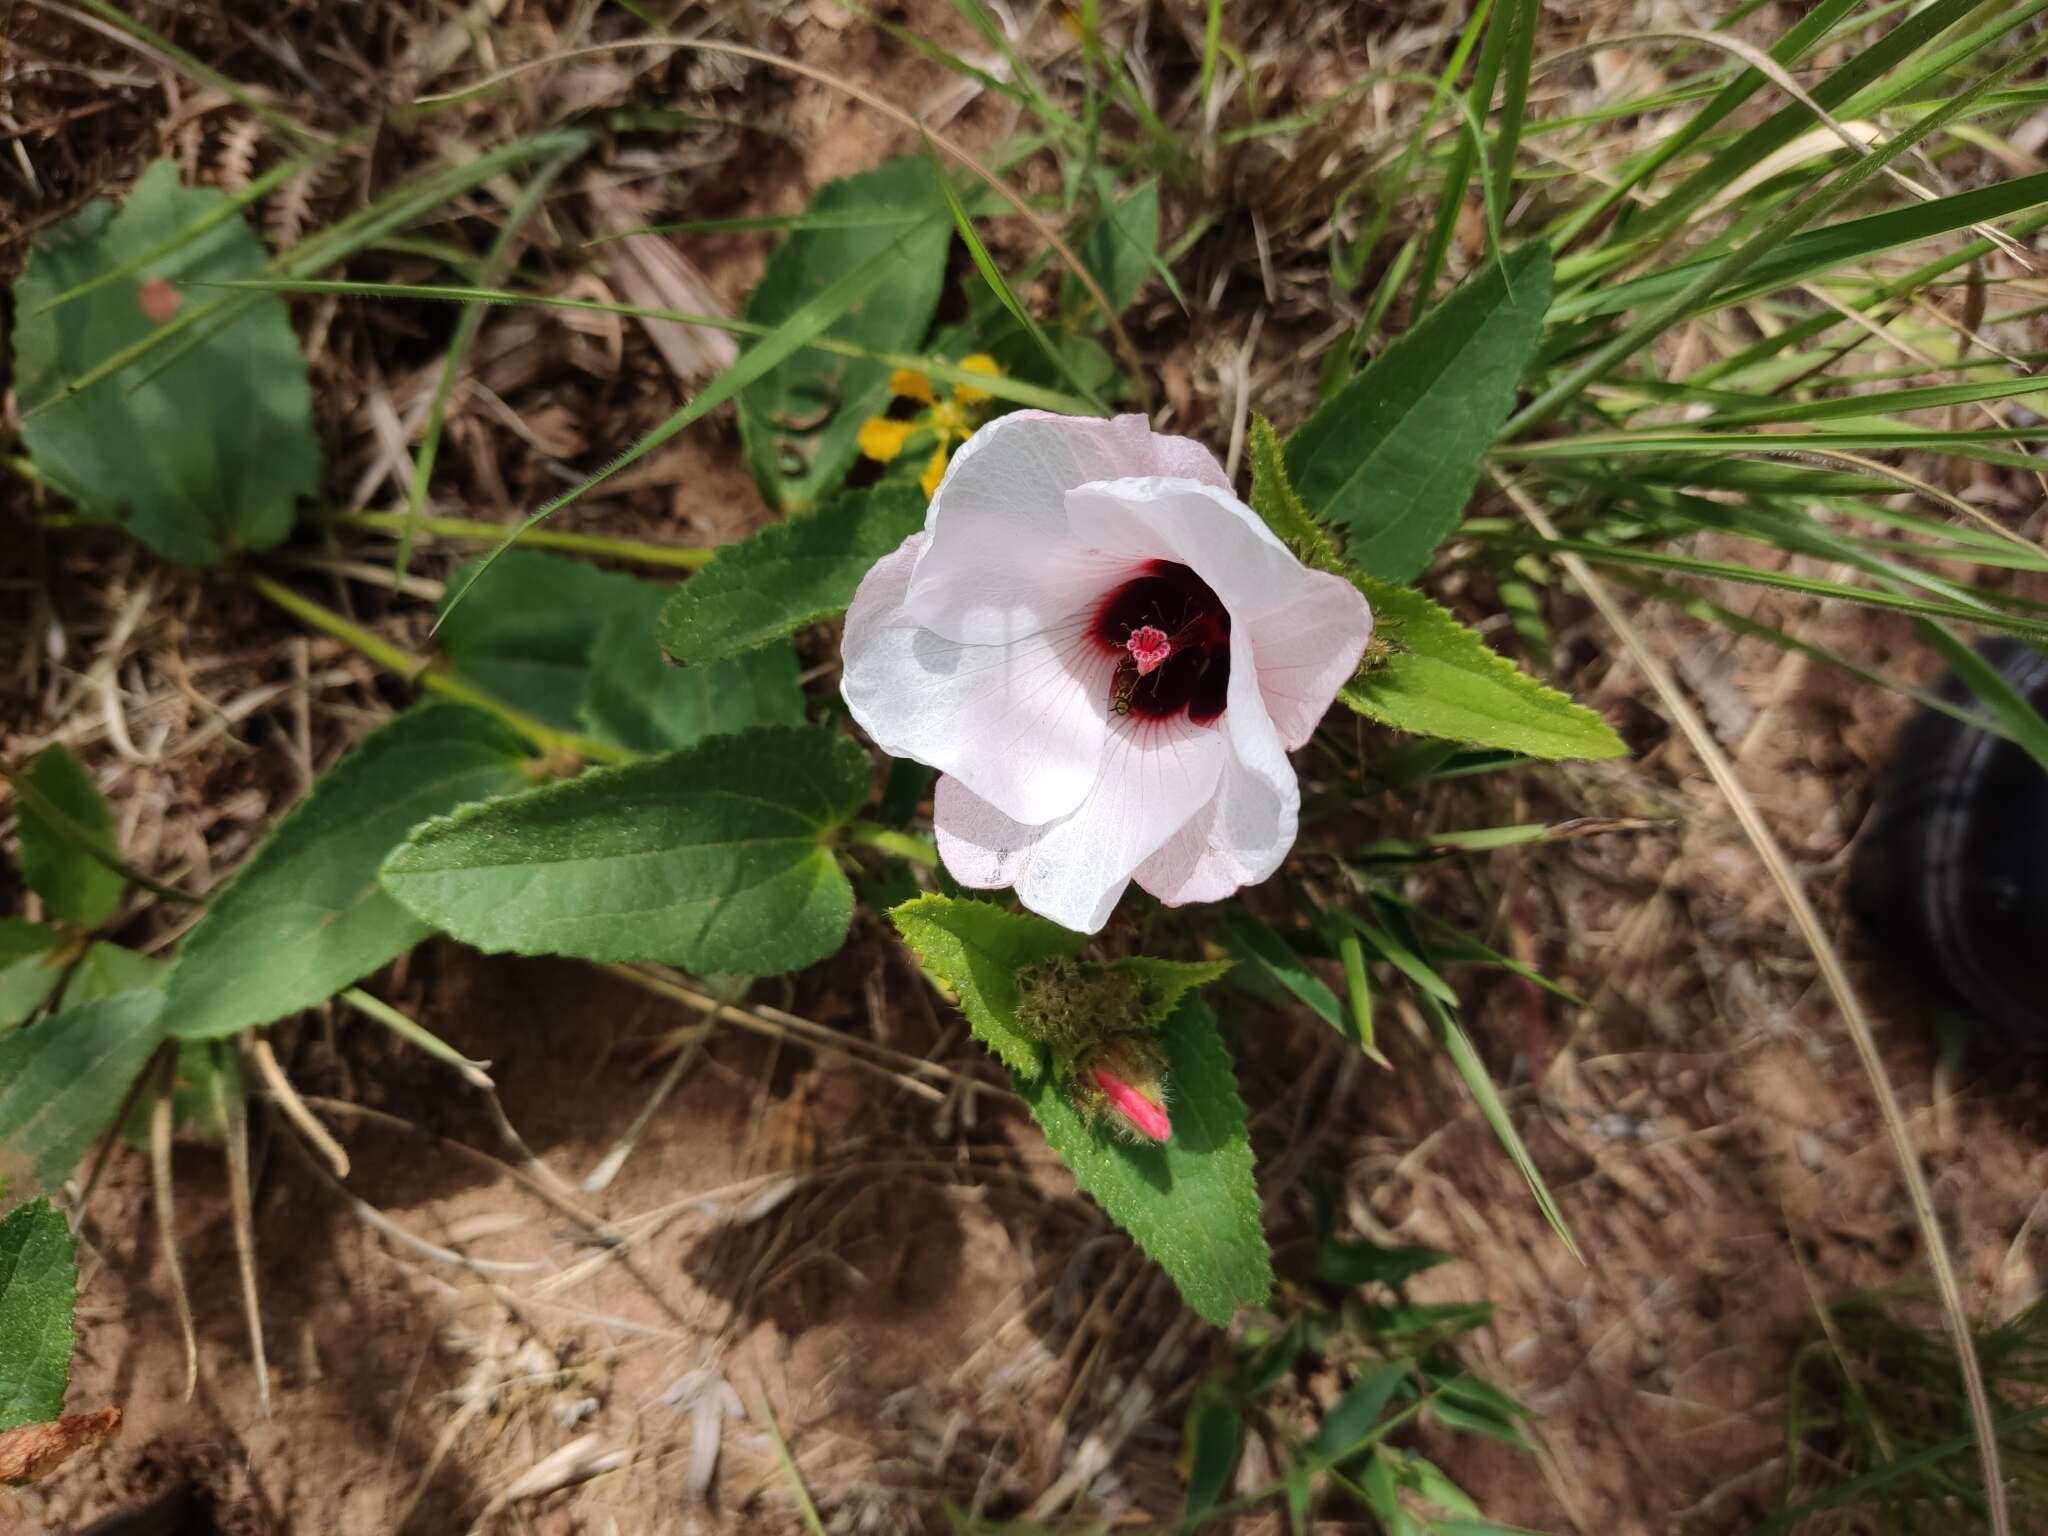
<box><xmin>953</xmin><ymin>353</ymin><xmax>1000</xmax><ymax>407</ymax></box>
<box><xmin>920</xmin><ymin>444</ymin><xmax>950</xmax><ymax>497</ymax></box>
<box><xmin>888</xmin><ymin>368</ymin><xmax>937</xmax><ymax>405</ymax></box>
<box><xmin>857</xmin><ymin>416</ymin><xmax>918</xmax><ymax>463</ymax></box>
<box><xmin>858</xmin><ymin>354</ymin><xmax>1007</xmax><ymax>497</ymax></box>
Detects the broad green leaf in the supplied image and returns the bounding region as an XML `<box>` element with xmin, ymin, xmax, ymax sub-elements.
<box><xmin>580</xmin><ymin>603</ymin><xmax>804</xmax><ymax>756</ymax></box>
<box><xmin>736</xmin><ymin>158</ymin><xmax>952</xmax><ymax>511</ymax></box>
<box><xmin>1341</xmin><ymin>572</ymin><xmax>1626</xmax><ymax>760</ymax></box>
<box><xmin>659</xmin><ymin>485</ymin><xmax>928</xmax><ymax>666</ymax></box>
<box><xmin>1018</xmin><ymin>998</ymin><xmax>1271</xmax><ymax>1325</ymax></box>
<box><xmin>437</xmin><ymin>550</ymin><xmax>650</xmax><ymax>733</ymax></box>
<box><xmin>1286</xmin><ymin>243</ymin><xmax>1551</xmax><ymax>582</ymax></box>
<box><xmin>61</xmin><ymin>943</ymin><xmax>165</xmax><ymax>1006</ymax></box>
<box><xmin>383</xmin><ymin>725</ymin><xmax>871</xmax><ymax>976</ymax></box>
<box><xmin>12</xmin><ymin>160</ymin><xmax>318</xmax><ymax>565</ymax></box>
<box><xmin>0</xmin><ymin>1198</ymin><xmax>76</xmax><ymax>1431</ymax></box>
<box><xmin>0</xmin><ymin>990</ymin><xmax>167</xmax><ymax>1192</ymax></box>
<box><xmin>0</xmin><ymin>924</ymin><xmax>65</xmax><ymax>1032</ymax></box>
<box><xmin>1064</xmin><ymin>177</ymin><xmax>1166</xmax><ymax>319</ymax></box>
<box><xmin>890</xmin><ymin>895</ymin><xmax>1084</xmax><ymax>1074</ymax></box>
<box><xmin>14</xmin><ymin>745</ymin><xmax>124</xmax><ymax>928</ymax></box>
<box><xmin>160</xmin><ymin>706</ymin><xmax>533</xmax><ymax>1040</ymax></box>
<box><xmin>1248</xmin><ymin>414</ymin><xmax>1622</xmax><ymax>760</ymax></box>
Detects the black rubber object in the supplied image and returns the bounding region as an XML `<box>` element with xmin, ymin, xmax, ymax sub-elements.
<box><xmin>1850</xmin><ymin>638</ymin><xmax>2048</xmax><ymax>1038</ymax></box>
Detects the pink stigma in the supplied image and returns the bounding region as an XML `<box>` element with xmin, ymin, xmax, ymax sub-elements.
<box><xmin>1125</xmin><ymin>625</ymin><xmax>1172</xmax><ymax>678</ymax></box>
<box><xmin>1092</xmin><ymin>1065</ymin><xmax>1171</xmax><ymax>1142</ymax></box>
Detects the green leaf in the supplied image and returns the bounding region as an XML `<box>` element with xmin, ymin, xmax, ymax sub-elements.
<box><xmin>0</xmin><ymin>924</ymin><xmax>66</xmax><ymax>1032</ymax></box>
<box><xmin>383</xmin><ymin>725</ymin><xmax>871</xmax><ymax>976</ymax></box>
<box><xmin>1309</xmin><ymin>1362</ymin><xmax>1411</xmax><ymax>1462</ymax></box>
<box><xmin>1018</xmin><ymin>998</ymin><xmax>1271</xmax><ymax>1325</ymax></box>
<box><xmin>437</xmin><ymin>549</ymin><xmax>651</xmax><ymax>734</ymax></box>
<box><xmin>1247</xmin><ymin>416</ymin><xmax>1343</xmax><ymax>573</ymax></box>
<box><xmin>1425</xmin><ymin>1372</ymin><xmax>1533</xmax><ymax>1451</ymax></box>
<box><xmin>737</xmin><ymin>158</ymin><xmax>952</xmax><ymax>511</ymax></box>
<box><xmin>1247</xmin><ymin>411</ymin><xmax>1621</xmax><ymax>762</ymax></box>
<box><xmin>1340</xmin><ymin>573</ymin><xmax>1626</xmax><ymax>760</ymax></box>
<box><xmin>62</xmin><ymin>943</ymin><xmax>165</xmax><ymax>1007</ymax></box>
<box><xmin>12</xmin><ymin>160</ymin><xmax>318</xmax><ymax>565</ymax></box>
<box><xmin>14</xmin><ymin>745</ymin><xmax>124</xmax><ymax>928</ymax></box>
<box><xmin>1313</xmin><ymin>1237</ymin><xmax>1452</xmax><ymax>1291</ymax></box>
<box><xmin>0</xmin><ymin>1198</ymin><xmax>77</xmax><ymax>1431</ymax></box>
<box><xmin>581</xmin><ymin>603</ymin><xmax>804</xmax><ymax>756</ymax></box>
<box><xmin>1104</xmin><ymin>956</ymin><xmax>1236</xmax><ymax>1030</ymax></box>
<box><xmin>1064</xmin><ymin>177</ymin><xmax>1163</xmax><ymax>321</ymax></box>
<box><xmin>889</xmin><ymin>895</ymin><xmax>1084</xmax><ymax>1074</ymax></box>
<box><xmin>1220</xmin><ymin>914</ymin><xmax>1348</xmax><ymax>1037</ymax></box>
<box><xmin>1181</xmin><ymin>1389</ymin><xmax>1242</xmax><ymax>1519</ymax></box>
<box><xmin>0</xmin><ymin>990</ymin><xmax>168</xmax><ymax>1192</ymax></box>
<box><xmin>659</xmin><ymin>485</ymin><xmax>928</xmax><ymax>666</ymax></box>
<box><xmin>1285</xmin><ymin>243</ymin><xmax>1552</xmax><ymax>582</ymax></box>
<box><xmin>159</xmin><ymin>706</ymin><xmax>533</xmax><ymax>1041</ymax></box>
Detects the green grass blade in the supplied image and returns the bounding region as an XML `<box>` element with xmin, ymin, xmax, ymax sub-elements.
<box><xmin>212</xmin><ymin>276</ymin><xmax>1097</xmax><ymax>415</ymax></box>
<box><xmin>438</xmin><ymin>224</ymin><xmax>917</xmax><ymax>624</ymax></box>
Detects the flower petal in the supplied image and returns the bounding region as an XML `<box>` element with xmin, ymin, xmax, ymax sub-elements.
<box><xmin>1064</xmin><ymin>477</ymin><xmax>1373</xmax><ymax>749</ymax></box>
<box><xmin>1134</xmin><ymin>628</ymin><xmax>1298</xmax><ymax>905</ymax></box>
<box><xmin>842</xmin><ymin>533</ymin><xmax>1110</xmax><ymax>826</ymax></box>
<box><xmin>889</xmin><ymin>368</ymin><xmax>937</xmax><ymax>404</ymax></box>
<box><xmin>952</xmin><ymin>352</ymin><xmax>1001</xmax><ymax>406</ymax></box>
<box><xmin>934</xmin><ymin>712</ymin><xmax>1228</xmax><ymax>934</ymax></box>
<box><xmin>906</xmin><ymin>413</ymin><xmax>1230</xmax><ymax>647</ymax></box>
<box><xmin>858</xmin><ymin>416</ymin><xmax>919</xmax><ymax>463</ymax></box>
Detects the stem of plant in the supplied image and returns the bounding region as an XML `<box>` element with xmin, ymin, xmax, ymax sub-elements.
<box><xmin>329</xmin><ymin>510</ymin><xmax>715</xmax><ymax>571</ymax></box>
<box><xmin>842</xmin><ymin>821</ymin><xmax>939</xmax><ymax>866</ymax></box>
<box><xmin>243</xmin><ymin>570</ymin><xmax>636</xmax><ymax>765</ymax></box>
<box><xmin>247</xmin><ymin>571</ymin><xmax>930</xmax><ymax>863</ymax></box>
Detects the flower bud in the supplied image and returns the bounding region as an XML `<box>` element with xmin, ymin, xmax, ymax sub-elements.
<box><xmin>1074</xmin><ymin>1036</ymin><xmax>1171</xmax><ymax>1144</ymax></box>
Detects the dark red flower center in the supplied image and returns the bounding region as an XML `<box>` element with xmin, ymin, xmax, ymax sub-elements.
<box><xmin>1094</xmin><ymin>561</ymin><xmax>1231</xmax><ymax>726</ymax></box>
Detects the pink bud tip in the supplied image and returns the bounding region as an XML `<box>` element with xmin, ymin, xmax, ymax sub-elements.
<box><xmin>1092</xmin><ymin>1064</ymin><xmax>1171</xmax><ymax>1142</ymax></box>
<box><xmin>1126</xmin><ymin>625</ymin><xmax>1172</xmax><ymax>677</ymax></box>
<box><xmin>138</xmin><ymin>276</ymin><xmax>182</xmax><ymax>324</ymax></box>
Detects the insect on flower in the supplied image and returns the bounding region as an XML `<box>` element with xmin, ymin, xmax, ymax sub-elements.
<box><xmin>840</xmin><ymin>411</ymin><xmax>1374</xmax><ymax>933</ymax></box>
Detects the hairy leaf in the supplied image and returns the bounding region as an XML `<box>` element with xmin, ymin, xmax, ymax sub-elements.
<box><xmin>1019</xmin><ymin>999</ymin><xmax>1271</xmax><ymax>1325</ymax></box>
<box><xmin>659</xmin><ymin>484</ymin><xmax>928</xmax><ymax>666</ymax></box>
<box><xmin>13</xmin><ymin>160</ymin><xmax>318</xmax><ymax>565</ymax></box>
<box><xmin>1340</xmin><ymin>574</ymin><xmax>1627</xmax><ymax>760</ymax></box>
<box><xmin>160</xmin><ymin>706</ymin><xmax>533</xmax><ymax>1040</ymax></box>
<box><xmin>737</xmin><ymin>158</ymin><xmax>952</xmax><ymax>511</ymax></box>
<box><xmin>384</xmin><ymin>726</ymin><xmax>870</xmax><ymax>976</ymax></box>
<box><xmin>1248</xmin><ymin>421</ymin><xmax>1622</xmax><ymax>761</ymax></box>
<box><xmin>0</xmin><ymin>1199</ymin><xmax>77</xmax><ymax>1431</ymax></box>
<box><xmin>890</xmin><ymin>895</ymin><xmax>1083</xmax><ymax>1073</ymax></box>
<box><xmin>14</xmin><ymin>745</ymin><xmax>124</xmax><ymax>929</ymax></box>
<box><xmin>1285</xmin><ymin>243</ymin><xmax>1552</xmax><ymax>581</ymax></box>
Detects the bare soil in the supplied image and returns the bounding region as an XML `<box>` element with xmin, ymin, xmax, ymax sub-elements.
<box><xmin>6</xmin><ymin>2</ymin><xmax>2048</xmax><ymax>1533</ymax></box>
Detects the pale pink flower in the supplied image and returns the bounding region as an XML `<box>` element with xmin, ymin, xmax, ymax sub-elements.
<box><xmin>841</xmin><ymin>412</ymin><xmax>1373</xmax><ymax>934</ymax></box>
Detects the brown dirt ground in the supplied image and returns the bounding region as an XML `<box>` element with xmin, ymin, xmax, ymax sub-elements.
<box><xmin>6</xmin><ymin>2</ymin><xmax>2048</xmax><ymax>1533</ymax></box>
